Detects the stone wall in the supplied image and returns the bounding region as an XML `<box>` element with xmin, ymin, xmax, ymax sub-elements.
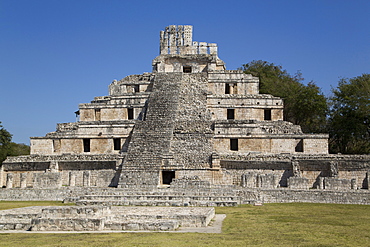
<box><xmin>212</xmin><ymin>136</ymin><xmax>328</xmax><ymax>155</ymax></box>
<box><xmin>254</xmin><ymin>189</ymin><xmax>370</xmax><ymax>205</ymax></box>
<box><xmin>159</xmin><ymin>25</ymin><xmax>218</xmax><ymax>56</ymax></box>
<box><xmin>31</xmin><ymin>121</ymin><xmax>135</xmax><ymax>155</ymax></box>
<box><xmin>207</xmin><ymin>71</ymin><xmax>259</xmax><ymax>95</ymax></box>
<box><xmin>108</xmin><ymin>73</ymin><xmax>153</xmax><ymax>96</ymax></box>
<box><xmin>30</xmin><ymin>139</ymin><xmax>53</xmax><ymax>154</ymax></box>
<box><xmin>173</xmin><ymin>169</ymin><xmax>234</xmax><ymax>186</ymax></box>
<box><xmin>219</xmin><ymin>154</ymin><xmax>370</xmax><ymax>190</ymax></box>
<box><xmin>0</xmin><ymin>187</ymin><xmax>368</xmax><ymax>205</ymax></box>
<box><xmin>2</xmin><ymin>154</ymin><xmax>122</xmax><ymax>188</ymax></box>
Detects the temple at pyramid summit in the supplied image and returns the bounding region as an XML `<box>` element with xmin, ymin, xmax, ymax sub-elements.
<box><xmin>2</xmin><ymin>25</ymin><xmax>369</xmax><ymax>205</ymax></box>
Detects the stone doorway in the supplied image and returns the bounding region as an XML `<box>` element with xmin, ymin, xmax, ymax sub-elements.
<box><xmin>162</xmin><ymin>170</ymin><xmax>175</xmax><ymax>185</ymax></box>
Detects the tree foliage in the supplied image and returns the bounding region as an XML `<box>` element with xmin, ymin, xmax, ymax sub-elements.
<box><xmin>328</xmin><ymin>74</ymin><xmax>370</xmax><ymax>154</ymax></box>
<box><xmin>0</xmin><ymin>122</ymin><xmax>12</xmax><ymax>164</ymax></box>
<box><xmin>241</xmin><ymin>60</ymin><xmax>328</xmax><ymax>133</ymax></box>
<box><xmin>7</xmin><ymin>143</ymin><xmax>31</xmax><ymax>156</ymax></box>
<box><xmin>0</xmin><ymin>122</ymin><xmax>30</xmax><ymax>164</ymax></box>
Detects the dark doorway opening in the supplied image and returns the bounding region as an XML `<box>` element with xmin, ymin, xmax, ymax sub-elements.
<box><xmin>113</xmin><ymin>138</ymin><xmax>121</xmax><ymax>150</ymax></box>
<box><xmin>162</xmin><ymin>170</ymin><xmax>175</xmax><ymax>185</ymax></box>
<box><xmin>225</xmin><ymin>83</ymin><xmax>231</xmax><ymax>94</ymax></box>
<box><xmin>264</xmin><ymin>109</ymin><xmax>272</xmax><ymax>120</ymax></box>
<box><xmin>295</xmin><ymin>139</ymin><xmax>304</xmax><ymax>152</ymax></box>
<box><xmin>83</xmin><ymin>138</ymin><xmax>90</xmax><ymax>152</ymax></box>
<box><xmin>230</xmin><ymin>138</ymin><xmax>239</xmax><ymax>151</ymax></box>
<box><xmin>128</xmin><ymin>108</ymin><xmax>134</xmax><ymax>119</ymax></box>
<box><xmin>183</xmin><ymin>66</ymin><xmax>192</xmax><ymax>73</ymax></box>
<box><xmin>227</xmin><ymin>109</ymin><xmax>235</xmax><ymax>119</ymax></box>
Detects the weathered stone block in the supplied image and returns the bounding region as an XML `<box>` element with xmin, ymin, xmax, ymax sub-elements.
<box><xmin>33</xmin><ymin>172</ymin><xmax>62</xmax><ymax>188</ymax></box>
<box><xmin>324</xmin><ymin>177</ymin><xmax>352</xmax><ymax>190</ymax></box>
<box><xmin>5</xmin><ymin>173</ymin><xmax>13</xmax><ymax>188</ymax></box>
<box><xmin>287</xmin><ymin>177</ymin><xmax>309</xmax><ymax>190</ymax></box>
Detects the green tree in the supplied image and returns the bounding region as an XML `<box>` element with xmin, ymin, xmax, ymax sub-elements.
<box><xmin>8</xmin><ymin>143</ymin><xmax>30</xmax><ymax>156</ymax></box>
<box><xmin>328</xmin><ymin>74</ymin><xmax>370</xmax><ymax>154</ymax></box>
<box><xmin>0</xmin><ymin>122</ymin><xmax>12</xmax><ymax>164</ymax></box>
<box><xmin>241</xmin><ymin>60</ymin><xmax>328</xmax><ymax>133</ymax></box>
<box><xmin>0</xmin><ymin>122</ymin><xmax>30</xmax><ymax>164</ymax></box>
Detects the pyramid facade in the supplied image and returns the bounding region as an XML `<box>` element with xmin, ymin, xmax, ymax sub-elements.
<box><xmin>3</xmin><ymin>26</ymin><xmax>368</xmax><ymax>196</ymax></box>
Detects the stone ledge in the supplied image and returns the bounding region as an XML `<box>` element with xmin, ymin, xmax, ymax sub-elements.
<box><xmin>0</xmin><ymin>206</ymin><xmax>215</xmax><ymax>232</ymax></box>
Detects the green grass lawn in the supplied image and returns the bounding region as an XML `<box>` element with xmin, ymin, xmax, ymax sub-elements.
<box><xmin>0</xmin><ymin>202</ymin><xmax>369</xmax><ymax>246</ymax></box>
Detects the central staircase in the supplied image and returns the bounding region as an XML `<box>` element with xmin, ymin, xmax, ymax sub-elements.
<box><xmin>117</xmin><ymin>73</ymin><xmax>182</xmax><ymax>189</ymax></box>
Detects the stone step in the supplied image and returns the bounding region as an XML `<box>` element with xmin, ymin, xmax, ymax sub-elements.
<box><xmin>117</xmin><ymin>77</ymin><xmax>180</xmax><ymax>188</ymax></box>
<box><xmin>0</xmin><ymin>213</ymin><xmax>39</xmax><ymax>220</ymax></box>
<box><xmin>0</xmin><ymin>206</ymin><xmax>215</xmax><ymax>231</ymax></box>
<box><xmin>30</xmin><ymin>218</ymin><xmax>104</xmax><ymax>231</ymax></box>
<box><xmin>0</xmin><ymin>221</ymin><xmax>32</xmax><ymax>230</ymax></box>
<box><xmin>109</xmin><ymin>206</ymin><xmax>215</xmax><ymax>227</ymax></box>
<box><xmin>76</xmin><ymin>199</ymin><xmax>238</xmax><ymax>207</ymax></box>
<box><xmin>0</xmin><ymin>206</ymin><xmax>44</xmax><ymax>230</ymax></box>
<box><xmin>84</xmin><ymin>189</ymin><xmax>241</xmax><ymax>197</ymax></box>
<box><xmin>104</xmin><ymin>219</ymin><xmax>179</xmax><ymax>231</ymax></box>
<box><xmin>79</xmin><ymin>194</ymin><xmax>242</xmax><ymax>201</ymax></box>
<box><xmin>38</xmin><ymin>206</ymin><xmax>109</xmax><ymax>218</ymax></box>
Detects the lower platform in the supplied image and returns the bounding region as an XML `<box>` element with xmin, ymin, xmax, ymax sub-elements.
<box><xmin>0</xmin><ymin>206</ymin><xmax>215</xmax><ymax>232</ymax></box>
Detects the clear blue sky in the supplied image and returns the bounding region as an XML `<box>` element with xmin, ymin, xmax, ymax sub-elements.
<box><xmin>1</xmin><ymin>0</ymin><xmax>369</xmax><ymax>144</ymax></box>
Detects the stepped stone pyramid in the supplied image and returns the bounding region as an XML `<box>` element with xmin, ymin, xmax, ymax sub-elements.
<box><xmin>4</xmin><ymin>25</ymin><xmax>369</xmax><ymax>198</ymax></box>
<box><xmin>118</xmin><ymin>73</ymin><xmax>214</xmax><ymax>189</ymax></box>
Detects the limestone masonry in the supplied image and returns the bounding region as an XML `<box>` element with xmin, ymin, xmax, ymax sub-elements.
<box><xmin>2</xmin><ymin>25</ymin><xmax>370</xmax><ymax>205</ymax></box>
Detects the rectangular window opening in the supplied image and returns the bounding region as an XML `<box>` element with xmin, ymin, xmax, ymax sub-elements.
<box><xmin>53</xmin><ymin>139</ymin><xmax>61</xmax><ymax>153</ymax></box>
<box><xmin>264</xmin><ymin>109</ymin><xmax>272</xmax><ymax>120</ymax></box>
<box><xmin>133</xmin><ymin>85</ymin><xmax>140</xmax><ymax>92</ymax></box>
<box><xmin>227</xmin><ymin>109</ymin><xmax>235</xmax><ymax>120</ymax></box>
<box><xmin>295</xmin><ymin>139</ymin><xmax>304</xmax><ymax>152</ymax></box>
<box><xmin>225</xmin><ymin>83</ymin><xmax>237</xmax><ymax>94</ymax></box>
<box><xmin>230</xmin><ymin>138</ymin><xmax>239</xmax><ymax>151</ymax></box>
<box><xmin>183</xmin><ymin>66</ymin><xmax>192</xmax><ymax>73</ymax></box>
<box><xmin>162</xmin><ymin>171</ymin><xmax>176</xmax><ymax>185</ymax></box>
<box><xmin>128</xmin><ymin>108</ymin><xmax>134</xmax><ymax>120</ymax></box>
<box><xmin>83</xmin><ymin>138</ymin><xmax>90</xmax><ymax>152</ymax></box>
<box><xmin>225</xmin><ymin>83</ymin><xmax>230</xmax><ymax>94</ymax></box>
<box><xmin>95</xmin><ymin>109</ymin><xmax>101</xmax><ymax>121</ymax></box>
<box><xmin>113</xmin><ymin>138</ymin><xmax>121</xmax><ymax>150</ymax></box>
